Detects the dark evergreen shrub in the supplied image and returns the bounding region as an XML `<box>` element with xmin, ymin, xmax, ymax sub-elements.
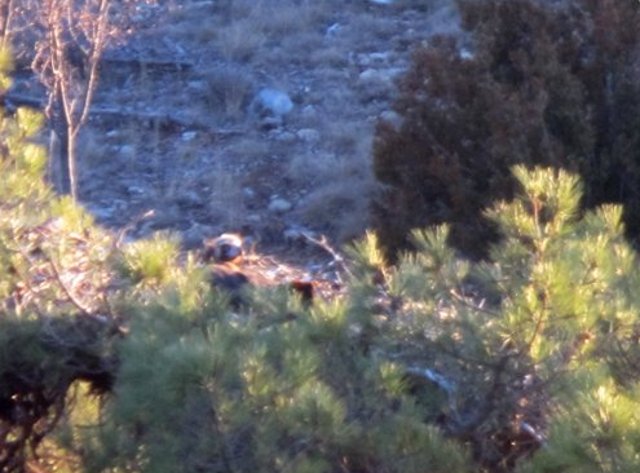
<box><xmin>372</xmin><ymin>0</ymin><xmax>640</xmax><ymax>259</ymax></box>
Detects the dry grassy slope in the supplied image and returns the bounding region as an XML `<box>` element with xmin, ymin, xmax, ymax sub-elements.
<box><xmin>78</xmin><ymin>0</ymin><xmax>460</xmax><ymax>257</ymax></box>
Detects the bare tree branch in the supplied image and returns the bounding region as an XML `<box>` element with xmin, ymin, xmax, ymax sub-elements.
<box><xmin>10</xmin><ymin>0</ymin><xmax>138</xmax><ymax>199</ymax></box>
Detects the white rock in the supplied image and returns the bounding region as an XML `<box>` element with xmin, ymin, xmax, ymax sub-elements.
<box><xmin>459</xmin><ymin>47</ymin><xmax>474</xmax><ymax>60</ymax></box>
<box><xmin>127</xmin><ymin>185</ymin><xmax>146</xmax><ymax>196</ymax></box>
<box><xmin>254</xmin><ymin>88</ymin><xmax>294</xmax><ymax>117</ymax></box>
<box><xmin>359</xmin><ymin>68</ymin><xmax>392</xmax><ymax>85</ymax></box>
<box><xmin>268</xmin><ymin>198</ymin><xmax>293</xmax><ymax>213</ymax></box>
<box><xmin>187</xmin><ymin>80</ymin><xmax>207</xmax><ymax>92</ymax></box>
<box><xmin>119</xmin><ymin>145</ymin><xmax>136</xmax><ymax>160</ymax></box>
<box><xmin>181</xmin><ymin>131</ymin><xmax>197</xmax><ymax>141</ymax></box>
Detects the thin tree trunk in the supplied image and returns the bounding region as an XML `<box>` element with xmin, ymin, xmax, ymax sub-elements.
<box><xmin>67</xmin><ymin>128</ymin><xmax>78</xmax><ymax>200</ymax></box>
<box><xmin>58</xmin><ymin>125</ymin><xmax>71</xmax><ymax>195</ymax></box>
<box><xmin>0</xmin><ymin>0</ymin><xmax>15</xmax><ymax>48</ymax></box>
<box><xmin>49</xmin><ymin>85</ymin><xmax>72</xmax><ymax>195</ymax></box>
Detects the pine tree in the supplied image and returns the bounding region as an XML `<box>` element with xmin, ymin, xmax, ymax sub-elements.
<box><xmin>91</xmin><ymin>166</ymin><xmax>640</xmax><ymax>472</ymax></box>
<box><xmin>0</xmin><ymin>46</ymin><xmax>117</xmax><ymax>472</ymax></box>
<box><xmin>4</xmin><ymin>35</ymin><xmax>640</xmax><ymax>470</ymax></box>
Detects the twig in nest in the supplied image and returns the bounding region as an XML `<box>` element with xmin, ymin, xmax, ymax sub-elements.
<box><xmin>114</xmin><ymin>209</ymin><xmax>156</xmax><ymax>248</ymax></box>
<box><xmin>299</xmin><ymin>232</ymin><xmax>353</xmax><ymax>280</ymax></box>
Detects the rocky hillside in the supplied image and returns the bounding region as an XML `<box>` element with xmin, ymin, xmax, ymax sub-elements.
<box><xmin>10</xmin><ymin>0</ymin><xmax>461</xmax><ymax>255</ymax></box>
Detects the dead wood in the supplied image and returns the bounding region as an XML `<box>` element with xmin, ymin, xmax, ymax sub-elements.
<box><xmin>1</xmin><ymin>91</ymin><xmax>244</xmax><ymax>135</ymax></box>
<box><xmin>101</xmin><ymin>55</ymin><xmax>194</xmax><ymax>74</ymax></box>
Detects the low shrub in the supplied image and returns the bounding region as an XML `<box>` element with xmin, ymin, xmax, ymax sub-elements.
<box><xmin>372</xmin><ymin>0</ymin><xmax>640</xmax><ymax>259</ymax></box>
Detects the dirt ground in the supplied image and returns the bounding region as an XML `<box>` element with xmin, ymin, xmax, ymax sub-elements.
<box><xmin>14</xmin><ymin>0</ymin><xmax>461</xmax><ymax>264</ymax></box>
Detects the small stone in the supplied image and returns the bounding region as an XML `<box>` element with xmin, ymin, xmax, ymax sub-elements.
<box><xmin>181</xmin><ymin>131</ymin><xmax>197</xmax><ymax>141</ymax></box>
<box><xmin>127</xmin><ymin>185</ymin><xmax>146</xmax><ymax>196</ymax></box>
<box><xmin>268</xmin><ymin>198</ymin><xmax>293</xmax><ymax>213</ymax></box>
<box><xmin>274</xmin><ymin>131</ymin><xmax>296</xmax><ymax>143</ymax></box>
<box><xmin>119</xmin><ymin>145</ymin><xmax>136</xmax><ymax>160</ymax></box>
<box><xmin>459</xmin><ymin>47</ymin><xmax>474</xmax><ymax>60</ymax></box>
<box><xmin>254</xmin><ymin>88</ymin><xmax>294</xmax><ymax>117</ymax></box>
<box><xmin>187</xmin><ymin>80</ymin><xmax>207</xmax><ymax>92</ymax></box>
<box><xmin>359</xmin><ymin>68</ymin><xmax>393</xmax><ymax>85</ymax></box>
<box><xmin>379</xmin><ymin>110</ymin><xmax>403</xmax><ymax>130</ymax></box>
<box><xmin>301</xmin><ymin>105</ymin><xmax>317</xmax><ymax>119</ymax></box>
<box><xmin>297</xmin><ymin>128</ymin><xmax>321</xmax><ymax>143</ymax></box>
<box><xmin>243</xmin><ymin>187</ymin><xmax>256</xmax><ymax>199</ymax></box>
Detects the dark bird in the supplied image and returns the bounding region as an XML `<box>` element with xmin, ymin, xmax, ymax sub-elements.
<box><xmin>290</xmin><ymin>280</ymin><xmax>314</xmax><ymax>305</ymax></box>
<box><xmin>209</xmin><ymin>262</ymin><xmax>250</xmax><ymax>307</ymax></box>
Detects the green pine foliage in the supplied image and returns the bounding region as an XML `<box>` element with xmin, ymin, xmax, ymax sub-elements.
<box><xmin>372</xmin><ymin>0</ymin><xmax>640</xmax><ymax>259</ymax></box>
<box><xmin>82</xmin><ymin>165</ymin><xmax>640</xmax><ymax>473</ymax></box>
<box><xmin>118</xmin><ymin>231</ymin><xmax>182</xmax><ymax>286</ymax></box>
<box><xmin>4</xmin><ymin>46</ymin><xmax>640</xmax><ymax>473</ymax></box>
<box><xmin>99</xmin><ymin>280</ymin><xmax>471</xmax><ymax>473</ymax></box>
<box><xmin>371</xmin><ymin>165</ymin><xmax>640</xmax><ymax>472</ymax></box>
<box><xmin>0</xmin><ymin>48</ymin><xmax>118</xmax><ymax>472</ymax></box>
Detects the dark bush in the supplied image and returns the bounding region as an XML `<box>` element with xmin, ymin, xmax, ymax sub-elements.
<box><xmin>372</xmin><ymin>0</ymin><xmax>640</xmax><ymax>259</ymax></box>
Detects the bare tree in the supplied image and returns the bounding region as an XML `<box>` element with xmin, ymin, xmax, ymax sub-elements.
<box><xmin>0</xmin><ymin>0</ymin><xmax>34</xmax><ymax>66</ymax></box>
<box><xmin>29</xmin><ymin>0</ymin><xmax>116</xmax><ymax>200</ymax></box>
<box><xmin>0</xmin><ymin>0</ymin><xmax>15</xmax><ymax>49</ymax></box>
<box><xmin>0</xmin><ymin>0</ymin><xmax>152</xmax><ymax>199</ymax></box>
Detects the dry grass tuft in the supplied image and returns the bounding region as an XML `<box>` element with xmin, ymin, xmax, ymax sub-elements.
<box><xmin>206</xmin><ymin>169</ymin><xmax>247</xmax><ymax>229</ymax></box>
<box><xmin>201</xmin><ymin>64</ymin><xmax>255</xmax><ymax>121</ymax></box>
<box><xmin>295</xmin><ymin>179</ymin><xmax>374</xmax><ymax>243</ymax></box>
<box><xmin>217</xmin><ymin>19</ymin><xmax>267</xmax><ymax>61</ymax></box>
<box><xmin>287</xmin><ymin>119</ymin><xmax>375</xmax><ymax>242</ymax></box>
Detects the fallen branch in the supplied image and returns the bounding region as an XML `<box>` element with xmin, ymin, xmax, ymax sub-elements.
<box><xmin>1</xmin><ymin>91</ymin><xmax>42</xmax><ymax>110</ymax></box>
<box><xmin>101</xmin><ymin>56</ymin><xmax>194</xmax><ymax>73</ymax></box>
<box><xmin>2</xmin><ymin>91</ymin><xmax>245</xmax><ymax>134</ymax></box>
<box><xmin>299</xmin><ymin>232</ymin><xmax>354</xmax><ymax>280</ymax></box>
